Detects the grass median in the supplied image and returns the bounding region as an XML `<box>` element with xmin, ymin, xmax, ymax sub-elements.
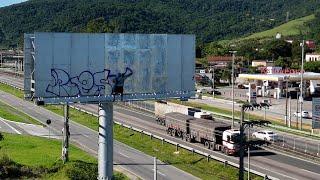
<box><xmin>0</xmin><ymin>82</ymin><xmax>262</xmax><ymax>179</ymax></box>
<box><xmin>0</xmin><ymin>132</ymin><xmax>127</xmax><ymax>179</ymax></box>
<box><xmin>0</xmin><ymin>100</ymin><xmax>42</xmax><ymax>125</ymax></box>
<box><xmin>44</xmin><ymin>105</ymin><xmax>261</xmax><ymax>180</ymax></box>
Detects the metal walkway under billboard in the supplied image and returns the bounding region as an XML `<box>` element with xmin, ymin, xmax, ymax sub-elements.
<box><xmin>24</xmin><ymin>33</ymin><xmax>195</xmax><ymax>104</ymax></box>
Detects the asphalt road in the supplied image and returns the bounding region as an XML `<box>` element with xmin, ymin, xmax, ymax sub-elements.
<box><xmin>0</xmin><ymin>90</ymin><xmax>197</xmax><ymax>180</ymax></box>
<box><xmin>211</xmin><ymin>86</ymin><xmax>314</xmax><ymax>124</ymax></box>
<box><xmin>1</xmin><ymin>72</ymin><xmax>320</xmax><ymax>179</ymax></box>
<box><xmin>78</xmin><ymin>104</ymin><xmax>320</xmax><ymax>180</ymax></box>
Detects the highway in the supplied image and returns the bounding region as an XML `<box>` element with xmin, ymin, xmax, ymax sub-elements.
<box><xmin>1</xmin><ymin>73</ymin><xmax>320</xmax><ymax>179</ymax></box>
<box><xmin>80</xmin><ymin>103</ymin><xmax>320</xmax><ymax>180</ymax></box>
<box><xmin>0</xmin><ymin>89</ymin><xmax>197</xmax><ymax>180</ymax></box>
<box><xmin>201</xmin><ymin>87</ymin><xmax>314</xmax><ymax>125</ymax></box>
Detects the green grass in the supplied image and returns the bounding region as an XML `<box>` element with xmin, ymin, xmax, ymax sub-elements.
<box><xmin>0</xmin><ymin>132</ymin><xmax>128</xmax><ymax>180</ymax></box>
<box><xmin>0</xmin><ymin>83</ymin><xmax>262</xmax><ymax>179</ymax></box>
<box><xmin>0</xmin><ymin>133</ymin><xmax>96</xmax><ymax>168</ymax></box>
<box><xmin>218</xmin><ymin>14</ymin><xmax>315</xmax><ymax>45</ymax></box>
<box><xmin>114</xmin><ymin>125</ymin><xmax>261</xmax><ymax>180</ymax></box>
<box><xmin>0</xmin><ymin>100</ymin><xmax>42</xmax><ymax>125</ymax></box>
<box><xmin>0</xmin><ymin>83</ymin><xmax>24</xmax><ymax>98</ymax></box>
<box><xmin>245</xmin><ymin>14</ymin><xmax>315</xmax><ymax>40</ymax></box>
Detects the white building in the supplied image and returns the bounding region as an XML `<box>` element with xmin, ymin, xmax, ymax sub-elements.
<box><xmin>306</xmin><ymin>53</ymin><xmax>320</xmax><ymax>62</ymax></box>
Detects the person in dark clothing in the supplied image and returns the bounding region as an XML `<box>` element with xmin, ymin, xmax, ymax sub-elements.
<box><xmin>112</xmin><ymin>67</ymin><xmax>133</xmax><ymax>101</ymax></box>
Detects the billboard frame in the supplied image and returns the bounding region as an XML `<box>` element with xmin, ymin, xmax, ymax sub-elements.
<box><xmin>24</xmin><ymin>33</ymin><xmax>195</xmax><ymax>105</ymax></box>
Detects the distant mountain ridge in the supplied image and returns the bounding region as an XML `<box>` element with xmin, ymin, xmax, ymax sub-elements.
<box><xmin>0</xmin><ymin>0</ymin><xmax>319</xmax><ymax>47</ymax></box>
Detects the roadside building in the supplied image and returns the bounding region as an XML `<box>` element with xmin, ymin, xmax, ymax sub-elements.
<box><xmin>306</xmin><ymin>40</ymin><xmax>316</xmax><ymax>50</ymax></box>
<box><xmin>207</xmin><ymin>55</ymin><xmax>243</xmax><ymax>69</ymax></box>
<box><xmin>251</xmin><ymin>60</ymin><xmax>274</xmax><ymax>67</ymax></box>
<box><xmin>306</xmin><ymin>53</ymin><xmax>320</xmax><ymax>62</ymax></box>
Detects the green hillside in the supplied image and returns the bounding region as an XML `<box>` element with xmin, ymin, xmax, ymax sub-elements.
<box><xmin>0</xmin><ymin>0</ymin><xmax>320</xmax><ymax>48</ymax></box>
<box><xmin>245</xmin><ymin>14</ymin><xmax>315</xmax><ymax>39</ymax></box>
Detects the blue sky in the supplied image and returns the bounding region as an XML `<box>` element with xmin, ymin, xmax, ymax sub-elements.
<box><xmin>0</xmin><ymin>0</ymin><xmax>28</xmax><ymax>8</ymax></box>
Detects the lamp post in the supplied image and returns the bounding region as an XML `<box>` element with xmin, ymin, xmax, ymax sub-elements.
<box><xmin>239</xmin><ymin>102</ymin><xmax>271</xmax><ymax>180</ymax></box>
<box><xmin>284</xmin><ymin>76</ymin><xmax>289</xmax><ymax>126</ymax></box>
<box><xmin>211</xmin><ymin>65</ymin><xmax>215</xmax><ymax>98</ymax></box>
<box><xmin>230</xmin><ymin>50</ymin><xmax>237</xmax><ymax>128</ymax></box>
<box><xmin>300</xmin><ymin>40</ymin><xmax>305</xmax><ymax>130</ymax></box>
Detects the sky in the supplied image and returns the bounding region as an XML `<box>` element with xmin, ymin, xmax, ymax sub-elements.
<box><xmin>0</xmin><ymin>0</ymin><xmax>28</xmax><ymax>8</ymax></box>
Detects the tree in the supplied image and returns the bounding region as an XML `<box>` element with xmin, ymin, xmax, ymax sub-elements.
<box><xmin>85</xmin><ymin>17</ymin><xmax>112</xmax><ymax>33</ymax></box>
<box><xmin>0</xmin><ymin>28</ymin><xmax>4</xmax><ymax>44</ymax></box>
<box><xmin>304</xmin><ymin>61</ymin><xmax>320</xmax><ymax>73</ymax></box>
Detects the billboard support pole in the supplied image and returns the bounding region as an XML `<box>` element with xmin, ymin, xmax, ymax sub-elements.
<box><xmin>98</xmin><ymin>102</ymin><xmax>113</xmax><ymax>180</ymax></box>
<box><xmin>62</xmin><ymin>104</ymin><xmax>70</xmax><ymax>163</ymax></box>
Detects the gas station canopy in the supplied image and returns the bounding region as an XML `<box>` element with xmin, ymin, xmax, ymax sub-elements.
<box><xmin>239</xmin><ymin>72</ymin><xmax>320</xmax><ymax>82</ymax></box>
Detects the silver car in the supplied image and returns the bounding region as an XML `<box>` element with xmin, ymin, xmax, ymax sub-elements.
<box><xmin>252</xmin><ymin>130</ymin><xmax>278</xmax><ymax>141</ymax></box>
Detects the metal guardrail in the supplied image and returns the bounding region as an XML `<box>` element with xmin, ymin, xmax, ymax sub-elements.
<box><xmin>123</xmin><ymin>100</ymin><xmax>320</xmax><ymax>159</ymax></box>
<box><xmin>0</xmin><ymin>81</ymin><xmax>287</xmax><ymax>179</ymax></box>
<box><xmin>70</xmin><ymin>105</ymin><xmax>278</xmax><ymax>179</ymax></box>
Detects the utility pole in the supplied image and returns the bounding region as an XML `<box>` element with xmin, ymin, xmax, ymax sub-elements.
<box><xmin>230</xmin><ymin>51</ymin><xmax>237</xmax><ymax>128</ymax></box>
<box><xmin>62</xmin><ymin>104</ymin><xmax>70</xmax><ymax>163</ymax></box>
<box><xmin>285</xmin><ymin>77</ymin><xmax>289</xmax><ymax>126</ymax></box>
<box><xmin>288</xmin><ymin>96</ymin><xmax>291</xmax><ymax>128</ymax></box>
<box><xmin>211</xmin><ymin>65</ymin><xmax>215</xmax><ymax>98</ymax></box>
<box><xmin>239</xmin><ymin>105</ymin><xmax>245</xmax><ymax>180</ymax></box>
<box><xmin>296</xmin><ymin>92</ymin><xmax>299</xmax><ymax>128</ymax></box>
<box><xmin>0</xmin><ymin>52</ymin><xmax>2</xmax><ymax>67</ymax></box>
<box><xmin>154</xmin><ymin>157</ymin><xmax>157</xmax><ymax>180</ymax></box>
<box><xmin>98</xmin><ymin>103</ymin><xmax>113</xmax><ymax>180</ymax></box>
<box><xmin>247</xmin><ymin>127</ymin><xmax>250</xmax><ymax>180</ymax></box>
<box><xmin>300</xmin><ymin>40</ymin><xmax>305</xmax><ymax>130</ymax></box>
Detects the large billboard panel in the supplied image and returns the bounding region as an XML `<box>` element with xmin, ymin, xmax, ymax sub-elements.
<box><xmin>24</xmin><ymin>33</ymin><xmax>195</xmax><ymax>104</ymax></box>
<box><xmin>312</xmin><ymin>98</ymin><xmax>320</xmax><ymax>129</ymax></box>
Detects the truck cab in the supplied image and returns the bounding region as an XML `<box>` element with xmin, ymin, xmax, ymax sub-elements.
<box><xmin>194</xmin><ymin>111</ymin><xmax>213</xmax><ymax>120</ymax></box>
<box><xmin>222</xmin><ymin>129</ymin><xmax>241</xmax><ymax>155</ymax></box>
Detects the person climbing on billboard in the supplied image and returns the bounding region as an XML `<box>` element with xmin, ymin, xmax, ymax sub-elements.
<box><xmin>112</xmin><ymin>67</ymin><xmax>133</xmax><ymax>101</ymax></box>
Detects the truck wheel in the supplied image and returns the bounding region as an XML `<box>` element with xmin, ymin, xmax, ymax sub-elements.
<box><xmin>177</xmin><ymin>131</ymin><xmax>182</xmax><ymax>137</ymax></box>
<box><xmin>166</xmin><ymin>129</ymin><xmax>170</xmax><ymax>135</ymax></box>
<box><xmin>171</xmin><ymin>129</ymin><xmax>176</xmax><ymax>136</ymax></box>
<box><xmin>185</xmin><ymin>134</ymin><xmax>191</xmax><ymax>142</ymax></box>
<box><xmin>205</xmin><ymin>141</ymin><xmax>210</xmax><ymax>149</ymax></box>
<box><xmin>224</xmin><ymin>148</ymin><xmax>229</xmax><ymax>155</ymax></box>
<box><xmin>210</xmin><ymin>142</ymin><xmax>215</xmax><ymax>150</ymax></box>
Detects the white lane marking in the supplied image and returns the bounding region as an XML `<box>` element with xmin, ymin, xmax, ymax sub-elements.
<box><xmin>119</xmin><ymin>152</ymin><xmax>130</xmax><ymax>158</ymax></box>
<box><xmin>152</xmin><ymin>168</ymin><xmax>166</xmax><ymax>177</ymax></box>
<box><xmin>0</xmin><ymin>118</ymin><xmax>21</xmax><ymax>134</ymax></box>
<box><xmin>81</xmin><ymin>133</ymin><xmax>90</xmax><ymax>138</ymax></box>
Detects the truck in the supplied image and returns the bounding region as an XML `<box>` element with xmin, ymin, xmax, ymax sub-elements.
<box><xmin>155</xmin><ymin>101</ymin><xmax>214</xmax><ymax>124</ymax></box>
<box><xmin>164</xmin><ymin>112</ymin><xmax>241</xmax><ymax>156</ymax></box>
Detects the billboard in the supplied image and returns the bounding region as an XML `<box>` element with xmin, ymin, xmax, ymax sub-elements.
<box><xmin>312</xmin><ymin>98</ymin><xmax>320</xmax><ymax>129</ymax></box>
<box><xmin>24</xmin><ymin>33</ymin><xmax>195</xmax><ymax>104</ymax></box>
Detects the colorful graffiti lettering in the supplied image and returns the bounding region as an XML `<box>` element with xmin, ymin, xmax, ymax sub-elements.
<box><xmin>46</xmin><ymin>67</ymin><xmax>133</xmax><ymax>97</ymax></box>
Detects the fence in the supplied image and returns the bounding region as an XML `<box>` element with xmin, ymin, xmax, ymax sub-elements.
<box><xmin>70</xmin><ymin>104</ymin><xmax>278</xmax><ymax>180</ymax></box>
<box><xmin>121</xmin><ymin>100</ymin><xmax>320</xmax><ymax>160</ymax></box>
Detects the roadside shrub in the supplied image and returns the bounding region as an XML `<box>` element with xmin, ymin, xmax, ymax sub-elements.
<box><xmin>64</xmin><ymin>161</ymin><xmax>97</xmax><ymax>180</ymax></box>
<box><xmin>0</xmin><ymin>132</ymin><xmax>3</xmax><ymax>141</ymax></box>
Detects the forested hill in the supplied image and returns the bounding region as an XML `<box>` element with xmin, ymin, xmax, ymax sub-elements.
<box><xmin>0</xmin><ymin>0</ymin><xmax>319</xmax><ymax>47</ymax></box>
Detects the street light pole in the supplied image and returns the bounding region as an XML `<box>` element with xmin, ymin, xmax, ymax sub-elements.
<box><xmin>300</xmin><ymin>40</ymin><xmax>305</xmax><ymax>130</ymax></box>
<box><xmin>230</xmin><ymin>51</ymin><xmax>237</xmax><ymax>128</ymax></box>
<box><xmin>285</xmin><ymin>76</ymin><xmax>289</xmax><ymax>126</ymax></box>
<box><xmin>247</xmin><ymin>127</ymin><xmax>250</xmax><ymax>180</ymax></box>
<box><xmin>211</xmin><ymin>65</ymin><xmax>215</xmax><ymax>98</ymax></box>
<box><xmin>239</xmin><ymin>105</ymin><xmax>245</xmax><ymax>180</ymax></box>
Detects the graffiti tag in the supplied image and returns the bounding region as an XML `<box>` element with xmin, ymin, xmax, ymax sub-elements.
<box><xmin>46</xmin><ymin>67</ymin><xmax>133</xmax><ymax>97</ymax></box>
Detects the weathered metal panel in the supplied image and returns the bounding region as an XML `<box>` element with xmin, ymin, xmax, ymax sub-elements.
<box><xmin>25</xmin><ymin>32</ymin><xmax>195</xmax><ymax>104</ymax></box>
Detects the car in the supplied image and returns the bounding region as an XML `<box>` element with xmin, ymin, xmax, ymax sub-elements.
<box><xmin>209</xmin><ymin>90</ymin><xmax>221</xmax><ymax>95</ymax></box>
<box><xmin>252</xmin><ymin>130</ymin><xmax>278</xmax><ymax>141</ymax></box>
<box><xmin>293</xmin><ymin>111</ymin><xmax>310</xmax><ymax>118</ymax></box>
